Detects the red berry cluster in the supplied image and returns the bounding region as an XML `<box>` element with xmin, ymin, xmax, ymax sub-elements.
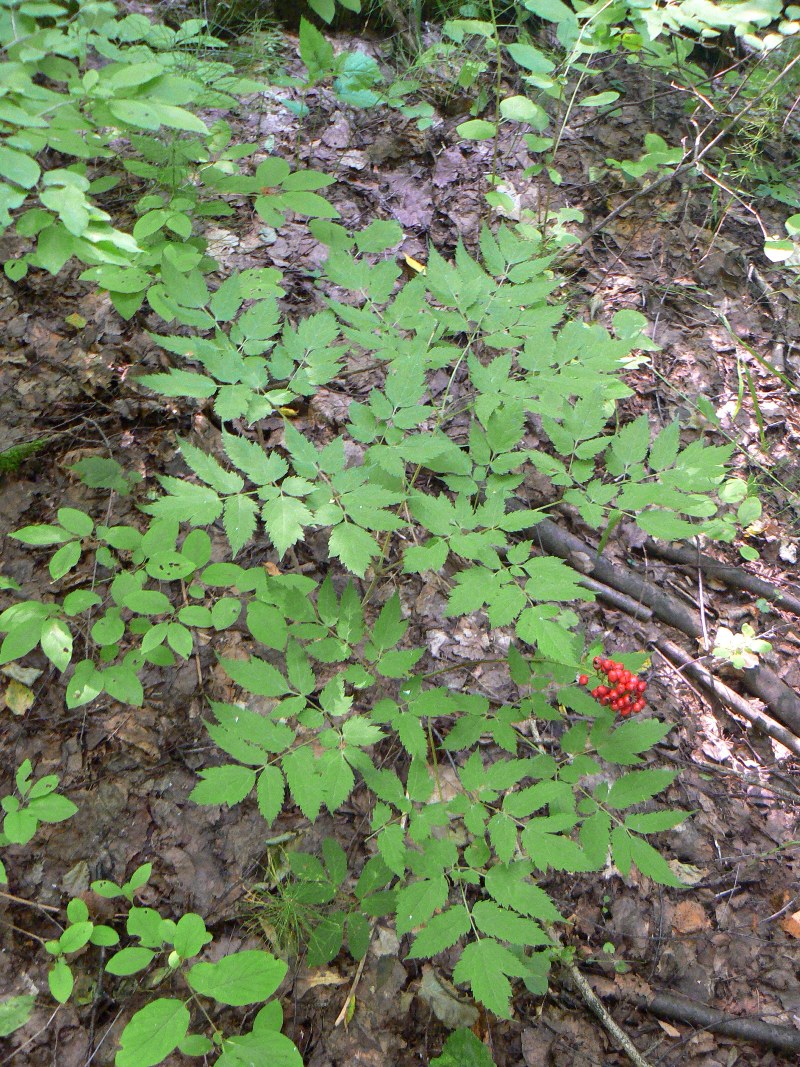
<box><xmin>578</xmin><ymin>657</ymin><xmax>648</xmax><ymax>716</ymax></box>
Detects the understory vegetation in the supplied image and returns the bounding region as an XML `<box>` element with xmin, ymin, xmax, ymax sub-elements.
<box><xmin>0</xmin><ymin>0</ymin><xmax>798</xmax><ymax>1063</ymax></box>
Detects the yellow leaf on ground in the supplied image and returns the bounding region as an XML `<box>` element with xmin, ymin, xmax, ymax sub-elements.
<box><xmin>4</xmin><ymin>680</ymin><xmax>34</xmax><ymax>715</ymax></box>
<box><xmin>403</xmin><ymin>253</ymin><xmax>426</xmax><ymax>274</ymax></box>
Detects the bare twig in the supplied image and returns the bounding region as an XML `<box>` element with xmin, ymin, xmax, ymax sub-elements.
<box><xmin>379</xmin><ymin>0</ymin><xmax>420</xmax><ymax>55</ymax></box>
<box><xmin>545</xmin><ymin>923</ymin><xmax>654</xmax><ymax>1067</ymax></box>
<box><xmin>0</xmin><ymin>889</ymin><xmax>60</xmax><ymax>913</ymax></box>
<box><xmin>334</xmin><ymin>923</ymin><xmax>375</xmax><ymax>1027</ymax></box>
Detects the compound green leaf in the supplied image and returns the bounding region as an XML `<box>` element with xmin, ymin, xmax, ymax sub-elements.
<box><xmin>223</xmin><ymin>495</ymin><xmax>259</xmax><ymax>558</ymax></box>
<box><xmin>283</xmin><ymin>747</ymin><xmax>323</xmax><ymax>821</ymax></box>
<box><xmin>472</xmin><ymin>900</ymin><xmax>549</xmax><ymax>947</ymax></box>
<box><xmin>256</xmin><ymin>765</ymin><xmax>285</xmax><ymax>825</ymax></box>
<box><xmin>136</xmin><ymin>370</ymin><xmax>217</xmax><ymax>399</ymax></box>
<box><xmin>220</xmin><ymin>655</ymin><xmax>289</xmax><ymax>697</ymax></box>
<box><xmin>628</xmin><ymin>834</ymin><xmax>684</xmax><ymax>887</ymax></box>
<box><xmin>484</xmin><ymin>863</ymin><xmax>561</xmax><ymax>921</ymax></box>
<box><xmin>430</xmin><ymin>1028</ymin><xmax>496</xmax><ymax>1067</ymax></box>
<box><xmin>262</xmin><ymin>497</ymin><xmax>313</xmax><ymax>558</ymax></box>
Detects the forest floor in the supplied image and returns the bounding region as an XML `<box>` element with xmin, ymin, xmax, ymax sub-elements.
<box><xmin>1</xmin><ymin>11</ymin><xmax>800</xmax><ymax>1067</ymax></box>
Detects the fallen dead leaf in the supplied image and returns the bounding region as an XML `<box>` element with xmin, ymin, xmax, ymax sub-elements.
<box><xmin>778</xmin><ymin>909</ymin><xmax>800</xmax><ymax>939</ymax></box>
<box><xmin>590</xmin><ymin>972</ymin><xmax>652</xmax><ymax>1000</ymax></box>
<box><xmin>417</xmin><ymin>965</ymin><xmax>478</xmax><ymax>1030</ymax></box>
<box><xmin>668</xmin><ymin>860</ymin><xmax>706</xmax><ymax>886</ymax></box>
<box><xmin>402</xmin><ymin>253</ymin><xmax>426</xmax><ymax>275</ymax></box>
<box><xmin>672</xmin><ymin>900</ymin><xmax>710</xmax><ymax>935</ymax></box>
<box><xmin>3</xmin><ymin>680</ymin><xmax>34</xmax><ymax>715</ymax></box>
<box><xmin>105</xmin><ymin>710</ymin><xmax>160</xmax><ymax>759</ymax></box>
<box><xmin>687</xmin><ymin>1030</ymin><xmax>716</xmax><ymax>1054</ymax></box>
<box><xmin>657</xmin><ymin>1019</ymin><xmax>681</xmax><ymax>1038</ymax></box>
<box><xmin>296</xmin><ymin>969</ymin><xmax>348</xmax><ymax>997</ymax></box>
<box><xmin>779</xmin><ymin>540</ymin><xmax>798</xmax><ymax>563</ymax></box>
<box><xmin>1</xmin><ymin>663</ymin><xmax>42</xmax><ymax>685</ymax></box>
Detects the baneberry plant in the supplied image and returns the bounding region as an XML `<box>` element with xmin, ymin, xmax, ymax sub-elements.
<box><xmin>0</xmin><ymin>1</ymin><xmax>771</xmax><ymax>1060</ymax></box>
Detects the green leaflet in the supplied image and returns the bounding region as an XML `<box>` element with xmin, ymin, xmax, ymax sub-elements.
<box><xmin>452</xmin><ymin>939</ymin><xmax>528</xmax><ymax>1018</ymax></box>
<box><xmin>431</xmin><ymin>1028</ymin><xmax>497</xmax><ymax>1067</ymax></box>
<box><xmin>407</xmin><ymin>906</ymin><xmax>471</xmax><ymax>958</ymax></box>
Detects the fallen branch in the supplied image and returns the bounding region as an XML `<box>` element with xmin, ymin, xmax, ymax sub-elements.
<box><xmin>654</xmin><ymin>638</ymin><xmax>800</xmax><ymax>758</ymax></box>
<box><xmin>639</xmin><ymin>991</ymin><xmax>800</xmax><ymax>1055</ymax></box>
<box><xmin>639</xmin><ymin>540</ymin><xmax>800</xmax><ymax>617</ymax></box>
<box><xmin>578</xmin><ymin>575</ymin><xmax>653</xmax><ymax>620</ymax></box>
<box><xmin>531</xmin><ymin>519</ymin><xmax>800</xmax><ymax>737</ymax></box>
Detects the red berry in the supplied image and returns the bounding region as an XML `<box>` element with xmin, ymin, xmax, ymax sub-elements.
<box><xmin>619</xmin><ymin>707</ymin><xmax>631</xmax><ymax>717</ymax></box>
<box><xmin>578</xmin><ymin>674</ymin><xmax>589</xmax><ymax>686</ymax></box>
<box><xmin>607</xmin><ymin>670</ymin><xmax>620</xmax><ymax>683</ymax></box>
<box><xmin>637</xmin><ymin>680</ymin><xmax>647</xmax><ymax>693</ymax></box>
<box><xmin>596</xmin><ymin>685</ymin><xmax>609</xmax><ymax>697</ymax></box>
<box><xmin>593</xmin><ymin>656</ymin><xmax>602</xmax><ymax>669</ymax></box>
<box><xmin>599</xmin><ymin>697</ymin><xmax>610</xmax><ymax>706</ymax></box>
<box><xmin>601</xmin><ymin>659</ymin><xmax>612</xmax><ymax>672</ymax></box>
<box><xmin>621</xmin><ymin>671</ymin><xmax>632</xmax><ymax>685</ymax></box>
<box><xmin>634</xmin><ymin>699</ymin><xmax>646</xmax><ymax>712</ymax></box>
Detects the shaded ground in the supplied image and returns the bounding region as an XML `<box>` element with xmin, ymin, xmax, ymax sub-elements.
<box><xmin>1</xmin><ymin>13</ymin><xmax>800</xmax><ymax>1067</ymax></box>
